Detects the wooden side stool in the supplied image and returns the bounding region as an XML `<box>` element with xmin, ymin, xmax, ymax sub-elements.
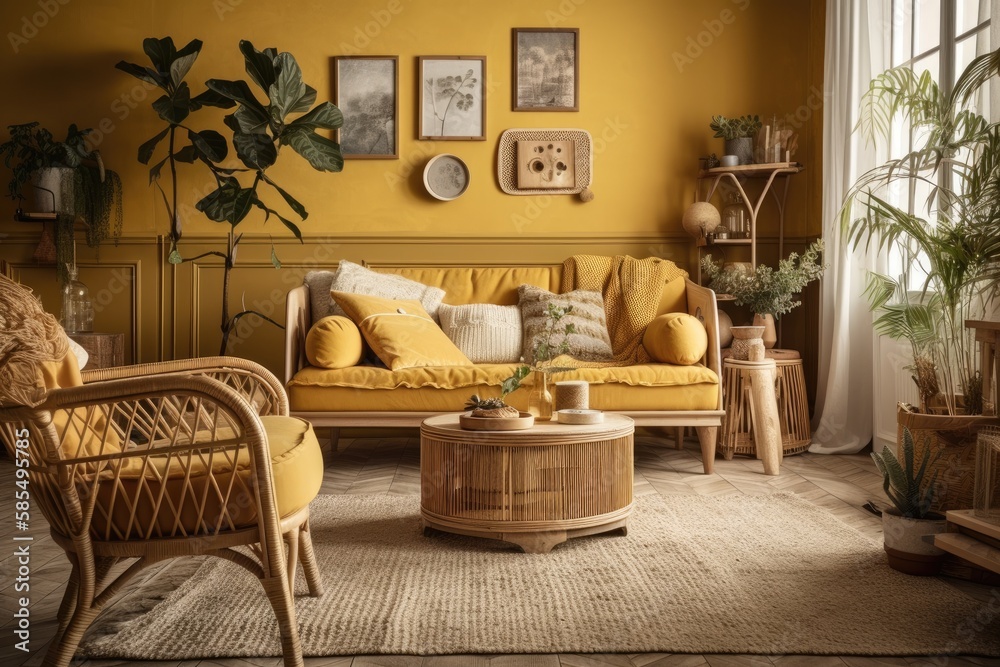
<box><xmin>721</xmin><ymin>348</ymin><xmax>811</xmax><ymax>460</ymax></box>
<box><xmin>721</xmin><ymin>353</ymin><xmax>783</xmax><ymax>475</ymax></box>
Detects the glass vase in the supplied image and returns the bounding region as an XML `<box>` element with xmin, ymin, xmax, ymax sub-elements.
<box><xmin>528</xmin><ymin>370</ymin><xmax>555</xmax><ymax>421</ymax></box>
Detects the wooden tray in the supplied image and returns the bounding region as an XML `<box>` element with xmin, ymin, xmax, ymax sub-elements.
<box><xmin>459</xmin><ymin>411</ymin><xmax>535</xmax><ymax>431</ymax></box>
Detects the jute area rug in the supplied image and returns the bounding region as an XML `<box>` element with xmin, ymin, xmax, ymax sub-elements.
<box><xmin>79</xmin><ymin>492</ymin><xmax>1000</xmax><ymax>658</ymax></box>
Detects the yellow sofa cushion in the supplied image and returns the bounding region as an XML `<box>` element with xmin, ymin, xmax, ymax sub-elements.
<box><xmin>92</xmin><ymin>416</ymin><xmax>323</xmax><ymax>539</ymax></box>
<box><xmin>643</xmin><ymin>313</ymin><xmax>708</xmax><ymax>366</ymax></box>
<box><xmin>388</xmin><ymin>266</ymin><xmax>562</xmax><ymax>305</ymax></box>
<box><xmin>288</xmin><ymin>364</ymin><xmax>719</xmax><ymax>412</ymax></box>
<box><xmin>332</xmin><ymin>291</ymin><xmax>472</xmax><ymax>370</ymax></box>
<box><xmin>306</xmin><ymin>316</ymin><xmax>364</xmax><ymax>369</ymax></box>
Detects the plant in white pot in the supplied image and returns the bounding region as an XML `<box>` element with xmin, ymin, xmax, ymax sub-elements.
<box><xmin>872</xmin><ymin>427</ymin><xmax>946</xmax><ymax>576</ymax></box>
<box><xmin>701</xmin><ymin>239</ymin><xmax>826</xmax><ymax>348</ymax></box>
<box><xmin>0</xmin><ymin>122</ymin><xmax>123</xmax><ymax>281</ymax></box>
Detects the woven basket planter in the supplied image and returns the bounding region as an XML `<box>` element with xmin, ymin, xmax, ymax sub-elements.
<box><xmin>896</xmin><ymin>403</ymin><xmax>1000</xmax><ymax>511</ymax></box>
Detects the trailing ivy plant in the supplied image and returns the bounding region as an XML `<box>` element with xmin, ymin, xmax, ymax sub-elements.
<box><xmin>0</xmin><ymin>122</ymin><xmax>123</xmax><ymax>281</ymax></box>
<box><xmin>118</xmin><ymin>38</ymin><xmax>344</xmax><ymax>354</ymax></box>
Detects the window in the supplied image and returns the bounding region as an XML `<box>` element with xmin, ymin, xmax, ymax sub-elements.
<box><xmin>884</xmin><ymin>0</ymin><xmax>991</xmax><ymax>286</ymax></box>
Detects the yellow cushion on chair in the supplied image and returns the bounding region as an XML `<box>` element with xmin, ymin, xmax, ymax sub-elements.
<box><xmin>332</xmin><ymin>291</ymin><xmax>472</xmax><ymax>370</ymax></box>
<box><xmin>91</xmin><ymin>415</ymin><xmax>323</xmax><ymax>539</ymax></box>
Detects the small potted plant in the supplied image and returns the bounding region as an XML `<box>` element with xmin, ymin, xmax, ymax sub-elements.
<box><xmin>871</xmin><ymin>427</ymin><xmax>947</xmax><ymax>575</ymax></box>
<box><xmin>701</xmin><ymin>239</ymin><xmax>825</xmax><ymax>348</ymax></box>
<box><xmin>0</xmin><ymin>122</ymin><xmax>123</xmax><ymax>280</ymax></box>
<box><xmin>465</xmin><ymin>366</ymin><xmax>531</xmax><ymax>418</ymax></box>
<box><xmin>709</xmin><ymin>114</ymin><xmax>762</xmax><ymax>165</ymax></box>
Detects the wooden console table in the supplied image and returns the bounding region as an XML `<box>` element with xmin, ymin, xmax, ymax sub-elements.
<box><xmin>68</xmin><ymin>332</ymin><xmax>125</xmax><ymax>369</ymax></box>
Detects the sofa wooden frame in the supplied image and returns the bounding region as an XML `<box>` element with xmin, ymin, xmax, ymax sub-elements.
<box><xmin>283</xmin><ymin>278</ymin><xmax>724</xmax><ymax>474</ymax></box>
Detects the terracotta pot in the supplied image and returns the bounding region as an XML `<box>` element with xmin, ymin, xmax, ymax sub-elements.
<box><xmin>753</xmin><ymin>313</ymin><xmax>777</xmax><ymax>349</ymax></box>
<box><xmin>881</xmin><ymin>508</ymin><xmax>947</xmax><ymax>576</ymax></box>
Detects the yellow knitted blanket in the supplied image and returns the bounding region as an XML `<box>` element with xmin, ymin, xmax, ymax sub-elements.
<box><xmin>559</xmin><ymin>254</ymin><xmax>687</xmax><ymax>366</ymax></box>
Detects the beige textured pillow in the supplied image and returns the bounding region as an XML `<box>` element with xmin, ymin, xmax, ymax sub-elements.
<box><xmin>304</xmin><ymin>261</ymin><xmax>446</xmax><ymax>325</ymax></box>
<box><xmin>438</xmin><ymin>303</ymin><xmax>522</xmax><ymax>364</ymax></box>
<box><xmin>517</xmin><ymin>285</ymin><xmax>614</xmax><ymax>365</ymax></box>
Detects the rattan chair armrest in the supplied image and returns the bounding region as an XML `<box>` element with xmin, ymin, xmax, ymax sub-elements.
<box><xmin>81</xmin><ymin>356</ymin><xmax>288</xmax><ymax>417</ymax></box>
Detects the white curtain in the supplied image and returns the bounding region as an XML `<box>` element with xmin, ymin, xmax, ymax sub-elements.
<box><xmin>809</xmin><ymin>0</ymin><xmax>890</xmax><ymax>454</ymax></box>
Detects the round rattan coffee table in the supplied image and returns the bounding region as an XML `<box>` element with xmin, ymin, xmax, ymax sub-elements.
<box><xmin>419</xmin><ymin>413</ymin><xmax>635</xmax><ymax>553</ymax></box>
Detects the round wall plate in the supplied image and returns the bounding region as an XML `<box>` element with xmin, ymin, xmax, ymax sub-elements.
<box><xmin>423</xmin><ymin>154</ymin><xmax>471</xmax><ymax>201</ymax></box>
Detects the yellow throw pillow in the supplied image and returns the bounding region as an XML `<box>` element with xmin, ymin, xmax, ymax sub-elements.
<box><xmin>642</xmin><ymin>313</ymin><xmax>708</xmax><ymax>366</ymax></box>
<box><xmin>305</xmin><ymin>316</ymin><xmax>364</xmax><ymax>369</ymax></box>
<box><xmin>332</xmin><ymin>291</ymin><xmax>473</xmax><ymax>370</ymax></box>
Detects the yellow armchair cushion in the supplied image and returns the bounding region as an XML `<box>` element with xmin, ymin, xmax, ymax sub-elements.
<box><xmin>305</xmin><ymin>316</ymin><xmax>364</xmax><ymax>369</ymax></box>
<box><xmin>642</xmin><ymin>313</ymin><xmax>708</xmax><ymax>366</ymax></box>
<box><xmin>92</xmin><ymin>416</ymin><xmax>323</xmax><ymax>538</ymax></box>
<box><xmin>332</xmin><ymin>291</ymin><xmax>472</xmax><ymax>370</ymax></box>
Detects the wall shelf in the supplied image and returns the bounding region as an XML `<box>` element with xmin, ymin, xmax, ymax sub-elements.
<box><xmin>694</xmin><ymin>162</ymin><xmax>804</xmax><ymax>281</ymax></box>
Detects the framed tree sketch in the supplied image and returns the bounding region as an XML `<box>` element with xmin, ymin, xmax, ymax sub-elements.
<box><xmin>334</xmin><ymin>56</ymin><xmax>398</xmax><ymax>159</ymax></box>
<box><xmin>512</xmin><ymin>28</ymin><xmax>579</xmax><ymax>112</ymax></box>
<box><xmin>418</xmin><ymin>56</ymin><xmax>486</xmax><ymax>141</ymax></box>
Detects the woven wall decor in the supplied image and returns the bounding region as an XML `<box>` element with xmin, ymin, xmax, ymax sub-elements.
<box><xmin>497</xmin><ymin>128</ymin><xmax>593</xmax><ymax>196</ymax></box>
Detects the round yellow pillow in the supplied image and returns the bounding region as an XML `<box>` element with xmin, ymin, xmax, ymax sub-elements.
<box><xmin>642</xmin><ymin>313</ymin><xmax>708</xmax><ymax>366</ymax></box>
<box><xmin>305</xmin><ymin>316</ymin><xmax>364</xmax><ymax>369</ymax></box>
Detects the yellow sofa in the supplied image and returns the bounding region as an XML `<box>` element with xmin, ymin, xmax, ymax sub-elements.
<box><xmin>283</xmin><ymin>263</ymin><xmax>723</xmax><ymax>473</ymax></box>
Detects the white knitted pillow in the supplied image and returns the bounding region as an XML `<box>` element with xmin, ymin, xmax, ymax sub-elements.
<box><xmin>437</xmin><ymin>303</ymin><xmax>522</xmax><ymax>364</ymax></box>
<box><xmin>304</xmin><ymin>261</ymin><xmax>446</xmax><ymax>325</ymax></box>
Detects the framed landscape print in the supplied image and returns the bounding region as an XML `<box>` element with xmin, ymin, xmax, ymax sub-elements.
<box><xmin>418</xmin><ymin>56</ymin><xmax>486</xmax><ymax>141</ymax></box>
<box><xmin>512</xmin><ymin>28</ymin><xmax>579</xmax><ymax>112</ymax></box>
<box><xmin>334</xmin><ymin>56</ymin><xmax>398</xmax><ymax>159</ymax></box>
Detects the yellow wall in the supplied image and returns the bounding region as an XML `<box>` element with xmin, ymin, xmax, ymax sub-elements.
<box><xmin>0</xmin><ymin>0</ymin><xmax>825</xmax><ymax>395</ymax></box>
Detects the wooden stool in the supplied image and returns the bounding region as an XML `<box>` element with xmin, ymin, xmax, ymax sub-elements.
<box><xmin>722</xmin><ymin>356</ymin><xmax>783</xmax><ymax>475</ymax></box>
<box><xmin>721</xmin><ymin>349</ymin><xmax>811</xmax><ymax>459</ymax></box>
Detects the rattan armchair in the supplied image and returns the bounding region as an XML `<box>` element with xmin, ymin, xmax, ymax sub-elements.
<box><xmin>0</xmin><ymin>356</ymin><xmax>324</xmax><ymax>667</ymax></box>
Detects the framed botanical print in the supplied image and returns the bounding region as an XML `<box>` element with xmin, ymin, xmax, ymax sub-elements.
<box><xmin>333</xmin><ymin>56</ymin><xmax>398</xmax><ymax>159</ymax></box>
<box><xmin>418</xmin><ymin>56</ymin><xmax>486</xmax><ymax>141</ymax></box>
<box><xmin>512</xmin><ymin>28</ymin><xmax>579</xmax><ymax>112</ymax></box>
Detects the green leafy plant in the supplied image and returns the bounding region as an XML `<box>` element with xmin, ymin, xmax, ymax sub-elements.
<box><xmin>701</xmin><ymin>239</ymin><xmax>826</xmax><ymax>317</ymax></box>
<box><xmin>0</xmin><ymin>122</ymin><xmax>123</xmax><ymax>280</ymax></box>
<box><xmin>871</xmin><ymin>427</ymin><xmax>940</xmax><ymax>519</ymax></box>
<box><xmin>709</xmin><ymin>114</ymin><xmax>762</xmax><ymax>140</ymax></box>
<box><xmin>532</xmin><ymin>302</ymin><xmax>576</xmax><ymax>364</ymax></box>
<box><xmin>842</xmin><ymin>47</ymin><xmax>1000</xmax><ymax>415</ymax></box>
<box><xmin>464</xmin><ymin>304</ymin><xmax>576</xmax><ymax>413</ymax></box>
<box><xmin>117</xmin><ymin>37</ymin><xmax>344</xmax><ymax>354</ymax></box>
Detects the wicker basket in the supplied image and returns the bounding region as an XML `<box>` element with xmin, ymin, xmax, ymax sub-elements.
<box><xmin>896</xmin><ymin>403</ymin><xmax>1000</xmax><ymax>511</ymax></box>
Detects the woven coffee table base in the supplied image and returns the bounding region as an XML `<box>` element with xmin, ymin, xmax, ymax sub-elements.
<box><xmin>420</xmin><ymin>414</ymin><xmax>635</xmax><ymax>553</ymax></box>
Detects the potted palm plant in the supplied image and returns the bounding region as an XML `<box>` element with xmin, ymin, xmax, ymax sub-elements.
<box><xmin>872</xmin><ymin>427</ymin><xmax>946</xmax><ymax>575</ymax></box>
<box><xmin>1</xmin><ymin>122</ymin><xmax>123</xmax><ymax>280</ymax></box>
<box><xmin>841</xmin><ymin>47</ymin><xmax>1000</xmax><ymax>509</ymax></box>
<box><xmin>701</xmin><ymin>239</ymin><xmax>826</xmax><ymax>348</ymax></box>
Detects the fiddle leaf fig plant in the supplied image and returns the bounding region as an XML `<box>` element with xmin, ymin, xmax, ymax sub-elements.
<box><xmin>118</xmin><ymin>38</ymin><xmax>344</xmax><ymax>355</ymax></box>
<box><xmin>115</xmin><ymin>38</ymin><xmax>234</xmax><ymax>257</ymax></box>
